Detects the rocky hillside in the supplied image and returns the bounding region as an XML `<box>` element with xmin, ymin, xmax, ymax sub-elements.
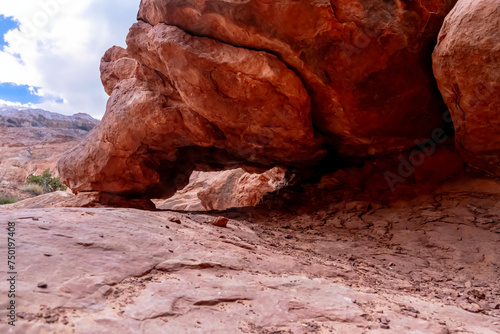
<box><xmin>0</xmin><ymin>106</ymin><xmax>98</xmax><ymax>131</ymax></box>
<box><xmin>0</xmin><ymin>106</ymin><xmax>99</xmax><ymax>200</ymax></box>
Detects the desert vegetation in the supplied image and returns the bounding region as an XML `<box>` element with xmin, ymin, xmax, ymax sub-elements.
<box><xmin>0</xmin><ymin>196</ymin><xmax>16</xmax><ymax>205</ymax></box>
<box><xmin>21</xmin><ymin>183</ymin><xmax>44</xmax><ymax>196</ymax></box>
<box><xmin>25</xmin><ymin>168</ymin><xmax>67</xmax><ymax>194</ymax></box>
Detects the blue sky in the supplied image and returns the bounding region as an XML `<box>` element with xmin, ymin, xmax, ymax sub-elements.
<box><xmin>0</xmin><ymin>1</ymin><xmax>139</xmax><ymax>118</ymax></box>
<box><xmin>0</xmin><ymin>15</ymin><xmax>18</xmax><ymax>49</ymax></box>
<box><xmin>0</xmin><ymin>83</ymin><xmax>43</xmax><ymax>104</ymax></box>
<box><xmin>0</xmin><ymin>16</ymin><xmax>42</xmax><ymax>104</ymax></box>
<box><xmin>0</xmin><ymin>17</ymin><xmax>43</xmax><ymax>104</ymax></box>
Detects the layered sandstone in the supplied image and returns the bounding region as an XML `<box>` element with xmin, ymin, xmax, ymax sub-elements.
<box><xmin>433</xmin><ymin>0</ymin><xmax>500</xmax><ymax>176</ymax></box>
<box><xmin>0</xmin><ymin>106</ymin><xmax>98</xmax><ymax>196</ymax></box>
<box><xmin>58</xmin><ymin>0</ymin><xmax>458</xmax><ymax>199</ymax></box>
<box><xmin>0</xmin><ymin>106</ymin><xmax>96</xmax><ymax>131</ymax></box>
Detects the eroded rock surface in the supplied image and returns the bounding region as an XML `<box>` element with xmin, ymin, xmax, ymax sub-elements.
<box><xmin>59</xmin><ymin>38</ymin><xmax>323</xmax><ymax>198</ymax></box>
<box><xmin>138</xmin><ymin>0</ymin><xmax>457</xmax><ymax>154</ymax></box>
<box><xmin>1</xmin><ymin>187</ymin><xmax>499</xmax><ymax>333</ymax></box>
<box><xmin>155</xmin><ymin>167</ymin><xmax>286</xmax><ymax>211</ymax></box>
<box><xmin>58</xmin><ymin>0</ymin><xmax>458</xmax><ymax>199</ymax></box>
<box><xmin>433</xmin><ymin>0</ymin><xmax>500</xmax><ymax>176</ymax></box>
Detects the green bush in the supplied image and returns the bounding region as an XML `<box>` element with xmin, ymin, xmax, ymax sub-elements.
<box><xmin>26</xmin><ymin>169</ymin><xmax>67</xmax><ymax>194</ymax></box>
<box><xmin>0</xmin><ymin>196</ymin><xmax>16</xmax><ymax>205</ymax></box>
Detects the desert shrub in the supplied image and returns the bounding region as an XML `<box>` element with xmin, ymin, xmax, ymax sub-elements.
<box><xmin>22</xmin><ymin>184</ymin><xmax>44</xmax><ymax>196</ymax></box>
<box><xmin>26</xmin><ymin>169</ymin><xmax>67</xmax><ymax>194</ymax></box>
<box><xmin>0</xmin><ymin>196</ymin><xmax>16</xmax><ymax>205</ymax></box>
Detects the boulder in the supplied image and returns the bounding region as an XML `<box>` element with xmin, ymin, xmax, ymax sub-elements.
<box><xmin>58</xmin><ymin>29</ymin><xmax>324</xmax><ymax>198</ymax></box>
<box><xmin>433</xmin><ymin>0</ymin><xmax>500</xmax><ymax>176</ymax></box>
<box><xmin>58</xmin><ymin>0</ymin><xmax>458</xmax><ymax>199</ymax></box>
<box><xmin>138</xmin><ymin>0</ymin><xmax>457</xmax><ymax>155</ymax></box>
<box><xmin>155</xmin><ymin>167</ymin><xmax>286</xmax><ymax>211</ymax></box>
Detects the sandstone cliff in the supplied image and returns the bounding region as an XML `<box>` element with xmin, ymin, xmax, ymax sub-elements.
<box><xmin>0</xmin><ymin>106</ymin><xmax>97</xmax><ymax>131</ymax></box>
<box><xmin>58</xmin><ymin>0</ymin><xmax>459</xmax><ymax>200</ymax></box>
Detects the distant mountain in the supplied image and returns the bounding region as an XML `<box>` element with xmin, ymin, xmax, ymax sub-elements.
<box><xmin>0</xmin><ymin>105</ymin><xmax>99</xmax><ymax>131</ymax></box>
<box><xmin>0</xmin><ymin>106</ymin><xmax>100</xmax><ymax>196</ymax></box>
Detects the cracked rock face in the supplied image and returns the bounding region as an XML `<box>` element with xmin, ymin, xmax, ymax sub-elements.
<box><xmin>433</xmin><ymin>0</ymin><xmax>500</xmax><ymax>176</ymax></box>
<box><xmin>58</xmin><ymin>0</ymin><xmax>457</xmax><ymax>198</ymax></box>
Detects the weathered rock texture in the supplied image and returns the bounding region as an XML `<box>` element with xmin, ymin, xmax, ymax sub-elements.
<box><xmin>155</xmin><ymin>167</ymin><xmax>286</xmax><ymax>211</ymax></box>
<box><xmin>59</xmin><ymin>42</ymin><xmax>323</xmax><ymax>198</ymax></box>
<box><xmin>433</xmin><ymin>0</ymin><xmax>500</xmax><ymax>176</ymax></box>
<box><xmin>59</xmin><ymin>0</ymin><xmax>457</xmax><ymax>199</ymax></box>
<box><xmin>1</xmin><ymin>186</ymin><xmax>500</xmax><ymax>333</ymax></box>
<box><xmin>137</xmin><ymin>0</ymin><xmax>457</xmax><ymax>153</ymax></box>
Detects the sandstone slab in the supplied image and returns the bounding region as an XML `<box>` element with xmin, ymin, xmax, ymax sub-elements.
<box><xmin>0</xmin><ymin>190</ymin><xmax>499</xmax><ymax>333</ymax></box>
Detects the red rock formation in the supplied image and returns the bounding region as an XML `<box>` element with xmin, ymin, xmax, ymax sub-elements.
<box><xmin>58</xmin><ymin>0</ymin><xmax>457</xmax><ymax>199</ymax></box>
<box><xmin>138</xmin><ymin>0</ymin><xmax>457</xmax><ymax>155</ymax></box>
<box><xmin>156</xmin><ymin>167</ymin><xmax>286</xmax><ymax>211</ymax></box>
<box><xmin>433</xmin><ymin>0</ymin><xmax>500</xmax><ymax>176</ymax></box>
<box><xmin>59</xmin><ymin>39</ymin><xmax>323</xmax><ymax>198</ymax></box>
<box><xmin>197</xmin><ymin>167</ymin><xmax>286</xmax><ymax>210</ymax></box>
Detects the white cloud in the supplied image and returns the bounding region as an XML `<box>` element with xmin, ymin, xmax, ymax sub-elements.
<box><xmin>0</xmin><ymin>0</ymin><xmax>140</xmax><ymax>118</ymax></box>
<box><xmin>0</xmin><ymin>99</ymin><xmax>36</xmax><ymax>108</ymax></box>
